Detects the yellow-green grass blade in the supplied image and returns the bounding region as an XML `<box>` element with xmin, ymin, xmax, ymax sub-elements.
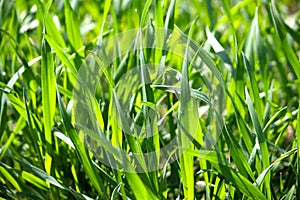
<box><xmin>44</xmin><ymin>34</ymin><xmax>77</xmax><ymax>77</ymax></box>
<box><xmin>34</xmin><ymin>0</ymin><xmax>66</xmax><ymax>48</ymax></box>
<box><xmin>137</xmin><ymin>28</ymin><xmax>160</xmax><ymax>194</ymax></box>
<box><xmin>64</xmin><ymin>0</ymin><xmax>83</xmax><ymax>53</ymax></box>
<box><xmin>222</xmin><ymin>125</ymin><xmax>255</xmax><ymax>181</ymax></box>
<box><xmin>178</xmin><ymin>17</ymin><xmax>199</xmax><ymax>200</ymax></box>
<box><xmin>154</xmin><ymin>0</ymin><xmax>164</xmax><ymax>70</ymax></box>
<box><xmin>15</xmin><ymin>160</ymin><xmax>93</xmax><ymax>199</ymax></box>
<box><xmin>0</xmin><ymin>118</ymin><xmax>24</xmax><ymax>160</ymax></box>
<box><xmin>102</xmin><ymin>0</ymin><xmax>111</xmax><ymax>25</ymax></box>
<box><xmin>108</xmin><ymin>98</ymin><xmax>127</xmax><ymax>200</ymax></box>
<box><xmin>220</xmin><ymin>0</ymin><xmax>238</xmax><ymax>63</ymax></box>
<box><xmin>0</xmin><ymin>165</ymin><xmax>22</xmax><ymax>192</ymax></box>
<box><xmin>21</xmin><ymin>171</ymin><xmax>48</xmax><ymax>191</ymax></box>
<box><xmin>41</xmin><ymin>37</ymin><xmax>56</xmax><ymax>175</ymax></box>
<box><xmin>244</xmin><ymin>8</ymin><xmax>265</xmax><ymax>69</ymax></box>
<box><xmin>140</xmin><ymin>0</ymin><xmax>152</xmax><ymax>26</ymax></box>
<box><xmin>125</xmin><ymin>172</ymin><xmax>159</xmax><ymax>200</ymax></box>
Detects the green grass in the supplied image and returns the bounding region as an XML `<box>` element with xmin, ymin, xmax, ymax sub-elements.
<box><xmin>1</xmin><ymin>0</ymin><xmax>300</xmax><ymax>199</ymax></box>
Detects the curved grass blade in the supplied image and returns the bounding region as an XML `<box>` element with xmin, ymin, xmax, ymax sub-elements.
<box><xmin>188</xmin><ymin>149</ymin><xmax>267</xmax><ymax>199</ymax></box>
<box><xmin>140</xmin><ymin>0</ymin><xmax>152</xmax><ymax>26</ymax></box>
<box><xmin>269</xmin><ymin>0</ymin><xmax>300</xmax><ymax>82</ymax></box>
<box><xmin>14</xmin><ymin>160</ymin><xmax>93</xmax><ymax>199</ymax></box>
<box><xmin>44</xmin><ymin>34</ymin><xmax>77</xmax><ymax>77</ymax></box>
<box><xmin>255</xmin><ymin>148</ymin><xmax>296</xmax><ymax>187</ymax></box>
<box><xmin>34</xmin><ymin>0</ymin><xmax>66</xmax><ymax>48</ymax></box>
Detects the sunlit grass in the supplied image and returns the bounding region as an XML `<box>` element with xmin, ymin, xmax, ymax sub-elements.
<box><xmin>1</xmin><ymin>0</ymin><xmax>300</xmax><ymax>199</ymax></box>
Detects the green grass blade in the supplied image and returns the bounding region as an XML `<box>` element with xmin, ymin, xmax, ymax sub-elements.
<box><xmin>245</xmin><ymin>88</ymin><xmax>271</xmax><ymax>199</ymax></box>
<box><xmin>44</xmin><ymin>34</ymin><xmax>77</xmax><ymax>77</ymax></box>
<box><xmin>56</xmin><ymin>88</ymin><xmax>105</xmax><ymax>197</ymax></box>
<box><xmin>5</xmin><ymin>94</ymin><xmax>27</xmax><ymax>120</ymax></box>
<box><xmin>140</xmin><ymin>0</ymin><xmax>152</xmax><ymax>26</ymax></box>
<box><xmin>41</xmin><ymin>37</ymin><xmax>56</xmax><ymax>175</ymax></box>
<box><xmin>178</xmin><ymin>17</ymin><xmax>199</xmax><ymax>200</ymax></box>
<box><xmin>103</xmin><ymin>0</ymin><xmax>111</xmax><ymax>24</ymax></box>
<box><xmin>34</xmin><ymin>0</ymin><xmax>66</xmax><ymax>48</ymax></box>
<box><xmin>222</xmin><ymin>126</ymin><xmax>255</xmax><ymax>181</ymax></box>
<box><xmin>269</xmin><ymin>0</ymin><xmax>300</xmax><ymax>81</ymax></box>
<box><xmin>296</xmin><ymin>104</ymin><xmax>300</xmax><ymax>197</ymax></box>
<box><xmin>218</xmin><ymin>164</ymin><xmax>267</xmax><ymax>200</ymax></box>
<box><xmin>14</xmin><ymin>160</ymin><xmax>93</xmax><ymax>199</ymax></box>
<box><xmin>0</xmin><ymin>165</ymin><xmax>22</xmax><ymax>192</ymax></box>
<box><xmin>255</xmin><ymin>149</ymin><xmax>296</xmax><ymax>187</ymax></box>
<box><xmin>189</xmin><ymin>149</ymin><xmax>267</xmax><ymax>199</ymax></box>
<box><xmin>125</xmin><ymin>172</ymin><xmax>159</xmax><ymax>200</ymax></box>
<box><xmin>64</xmin><ymin>0</ymin><xmax>83</xmax><ymax>52</ymax></box>
<box><xmin>243</xmin><ymin>53</ymin><xmax>263</xmax><ymax>124</ymax></box>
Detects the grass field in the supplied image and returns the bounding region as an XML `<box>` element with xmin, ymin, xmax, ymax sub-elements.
<box><xmin>1</xmin><ymin>0</ymin><xmax>300</xmax><ymax>199</ymax></box>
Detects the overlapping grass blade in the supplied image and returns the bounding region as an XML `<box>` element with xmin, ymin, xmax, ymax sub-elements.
<box><xmin>243</xmin><ymin>53</ymin><xmax>263</xmax><ymax>123</ymax></box>
<box><xmin>178</xmin><ymin>17</ymin><xmax>199</xmax><ymax>200</ymax></box>
<box><xmin>43</xmin><ymin>34</ymin><xmax>77</xmax><ymax>77</ymax></box>
<box><xmin>269</xmin><ymin>0</ymin><xmax>300</xmax><ymax>83</ymax></box>
<box><xmin>1</xmin><ymin>0</ymin><xmax>299</xmax><ymax>199</ymax></box>
<box><xmin>56</xmin><ymin>89</ymin><xmax>105</xmax><ymax>197</ymax></box>
<box><xmin>41</xmin><ymin>36</ymin><xmax>56</xmax><ymax>175</ymax></box>
<box><xmin>245</xmin><ymin>88</ymin><xmax>271</xmax><ymax>198</ymax></box>
<box><xmin>189</xmin><ymin>149</ymin><xmax>267</xmax><ymax>199</ymax></box>
<box><xmin>64</xmin><ymin>0</ymin><xmax>83</xmax><ymax>52</ymax></box>
<box><xmin>34</xmin><ymin>0</ymin><xmax>66</xmax><ymax>48</ymax></box>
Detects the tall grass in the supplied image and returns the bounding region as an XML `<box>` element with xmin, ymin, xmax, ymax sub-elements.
<box><xmin>1</xmin><ymin>0</ymin><xmax>300</xmax><ymax>199</ymax></box>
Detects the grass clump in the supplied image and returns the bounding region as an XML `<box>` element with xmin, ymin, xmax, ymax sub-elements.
<box><xmin>1</xmin><ymin>0</ymin><xmax>300</xmax><ymax>199</ymax></box>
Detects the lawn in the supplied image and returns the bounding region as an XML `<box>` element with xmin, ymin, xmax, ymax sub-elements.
<box><xmin>0</xmin><ymin>0</ymin><xmax>300</xmax><ymax>199</ymax></box>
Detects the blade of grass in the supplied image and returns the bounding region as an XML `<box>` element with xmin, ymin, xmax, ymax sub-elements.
<box><xmin>108</xmin><ymin>98</ymin><xmax>127</xmax><ymax>200</ymax></box>
<box><xmin>296</xmin><ymin>104</ymin><xmax>300</xmax><ymax>197</ymax></box>
<box><xmin>244</xmin><ymin>8</ymin><xmax>265</xmax><ymax>68</ymax></box>
<box><xmin>56</xmin><ymin>88</ymin><xmax>105</xmax><ymax>197</ymax></box>
<box><xmin>156</xmin><ymin>0</ymin><xmax>176</xmax><ymax>76</ymax></box>
<box><xmin>154</xmin><ymin>0</ymin><xmax>164</xmax><ymax>72</ymax></box>
<box><xmin>0</xmin><ymin>118</ymin><xmax>25</xmax><ymax>160</ymax></box>
<box><xmin>255</xmin><ymin>148</ymin><xmax>296</xmax><ymax>187</ymax></box>
<box><xmin>44</xmin><ymin>34</ymin><xmax>77</xmax><ymax>77</ymax></box>
<box><xmin>140</xmin><ymin>0</ymin><xmax>152</xmax><ymax>27</ymax></box>
<box><xmin>34</xmin><ymin>0</ymin><xmax>66</xmax><ymax>48</ymax></box>
<box><xmin>245</xmin><ymin>88</ymin><xmax>271</xmax><ymax>199</ymax></box>
<box><xmin>41</xmin><ymin>37</ymin><xmax>56</xmax><ymax>175</ymax></box>
<box><xmin>269</xmin><ymin>0</ymin><xmax>300</xmax><ymax>83</ymax></box>
<box><xmin>0</xmin><ymin>165</ymin><xmax>22</xmax><ymax>192</ymax></box>
<box><xmin>243</xmin><ymin>53</ymin><xmax>263</xmax><ymax>123</ymax></box>
<box><xmin>178</xmin><ymin>17</ymin><xmax>199</xmax><ymax>200</ymax></box>
<box><xmin>188</xmin><ymin>149</ymin><xmax>267</xmax><ymax>199</ymax></box>
<box><xmin>125</xmin><ymin>172</ymin><xmax>159</xmax><ymax>200</ymax></box>
<box><xmin>222</xmin><ymin>125</ymin><xmax>255</xmax><ymax>181</ymax></box>
<box><xmin>13</xmin><ymin>160</ymin><xmax>93</xmax><ymax>199</ymax></box>
<box><xmin>64</xmin><ymin>0</ymin><xmax>83</xmax><ymax>52</ymax></box>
